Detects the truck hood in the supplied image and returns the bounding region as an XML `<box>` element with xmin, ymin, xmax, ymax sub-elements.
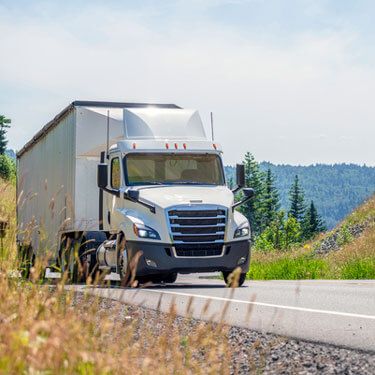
<box><xmin>135</xmin><ymin>185</ymin><xmax>234</xmax><ymax>209</ymax></box>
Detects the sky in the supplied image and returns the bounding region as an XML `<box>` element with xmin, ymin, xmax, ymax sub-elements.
<box><xmin>1</xmin><ymin>0</ymin><xmax>375</xmax><ymax>166</ymax></box>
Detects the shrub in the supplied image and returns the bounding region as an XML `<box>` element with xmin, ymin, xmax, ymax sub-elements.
<box><xmin>337</xmin><ymin>224</ymin><xmax>353</xmax><ymax>247</ymax></box>
<box><xmin>0</xmin><ymin>154</ymin><xmax>15</xmax><ymax>181</ymax></box>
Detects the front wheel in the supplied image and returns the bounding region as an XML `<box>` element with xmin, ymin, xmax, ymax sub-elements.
<box><xmin>162</xmin><ymin>273</ymin><xmax>178</xmax><ymax>284</ymax></box>
<box><xmin>222</xmin><ymin>271</ymin><xmax>246</xmax><ymax>287</ymax></box>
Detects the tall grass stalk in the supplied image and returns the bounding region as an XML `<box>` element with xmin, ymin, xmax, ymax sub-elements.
<box><xmin>1</xmin><ymin>180</ymin><xmax>238</xmax><ymax>374</ymax></box>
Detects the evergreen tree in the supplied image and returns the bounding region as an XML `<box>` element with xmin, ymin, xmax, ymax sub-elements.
<box><xmin>260</xmin><ymin>168</ymin><xmax>280</xmax><ymax>230</ymax></box>
<box><xmin>302</xmin><ymin>200</ymin><xmax>326</xmax><ymax>239</ymax></box>
<box><xmin>283</xmin><ymin>214</ymin><xmax>302</xmax><ymax>248</ymax></box>
<box><xmin>239</xmin><ymin>152</ymin><xmax>265</xmax><ymax>236</ymax></box>
<box><xmin>288</xmin><ymin>175</ymin><xmax>305</xmax><ymax>223</ymax></box>
<box><xmin>227</xmin><ymin>176</ymin><xmax>234</xmax><ymax>190</ymax></box>
<box><xmin>0</xmin><ymin>115</ymin><xmax>11</xmax><ymax>155</ymax></box>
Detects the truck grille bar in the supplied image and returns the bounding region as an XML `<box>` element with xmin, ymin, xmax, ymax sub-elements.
<box><xmin>168</xmin><ymin>207</ymin><xmax>227</xmax><ymax>257</ymax></box>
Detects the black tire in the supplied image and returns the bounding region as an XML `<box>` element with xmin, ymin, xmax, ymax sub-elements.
<box><xmin>162</xmin><ymin>273</ymin><xmax>178</xmax><ymax>284</ymax></box>
<box><xmin>60</xmin><ymin>233</ymin><xmax>107</xmax><ymax>284</ymax></box>
<box><xmin>17</xmin><ymin>244</ymin><xmax>34</xmax><ymax>279</ymax></box>
<box><xmin>81</xmin><ymin>237</ymin><xmax>104</xmax><ymax>284</ymax></box>
<box><xmin>118</xmin><ymin>235</ymin><xmax>133</xmax><ymax>287</ymax></box>
<box><xmin>60</xmin><ymin>237</ymin><xmax>76</xmax><ymax>283</ymax></box>
<box><xmin>222</xmin><ymin>271</ymin><xmax>246</xmax><ymax>287</ymax></box>
<box><xmin>60</xmin><ymin>237</ymin><xmax>86</xmax><ymax>284</ymax></box>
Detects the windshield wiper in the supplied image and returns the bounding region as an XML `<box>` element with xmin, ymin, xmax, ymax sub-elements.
<box><xmin>133</xmin><ymin>181</ymin><xmax>164</xmax><ymax>186</ymax></box>
<box><xmin>168</xmin><ymin>181</ymin><xmax>215</xmax><ymax>185</ymax></box>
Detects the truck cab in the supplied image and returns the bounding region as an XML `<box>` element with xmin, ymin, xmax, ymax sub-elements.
<box><xmin>96</xmin><ymin>107</ymin><xmax>252</xmax><ymax>286</ymax></box>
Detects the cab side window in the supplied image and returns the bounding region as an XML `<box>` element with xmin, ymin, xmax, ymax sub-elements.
<box><xmin>111</xmin><ymin>157</ymin><xmax>121</xmax><ymax>189</ymax></box>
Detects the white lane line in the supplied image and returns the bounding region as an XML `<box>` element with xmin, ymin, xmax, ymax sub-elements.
<box><xmin>139</xmin><ymin>289</ymin><xmax>375</xmax><ymax>321</ymax></box>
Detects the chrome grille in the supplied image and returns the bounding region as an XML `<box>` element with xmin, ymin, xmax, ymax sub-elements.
<box><xmin>168</xmin><ymin>207</ymin><xmax>227</xmax><ymax>257</ymax></box>
<box><xmin>174</xmin><ymin>244</ymin><xmax>223</xmax><ymax>257</ymax></box>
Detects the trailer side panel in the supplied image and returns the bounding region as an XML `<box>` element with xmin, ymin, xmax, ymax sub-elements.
<box><xmin>17</xmin><ymin>109</ymin><xmax>76</xmax><ymax>254</ymax></box>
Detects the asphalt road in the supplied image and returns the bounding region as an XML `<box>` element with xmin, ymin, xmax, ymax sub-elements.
<box><xmin>74</xmin><ymin>275</ymin><xmax>375</xmax><ymax>352</ymax></box>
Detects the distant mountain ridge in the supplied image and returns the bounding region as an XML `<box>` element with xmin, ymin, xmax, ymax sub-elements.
<box><xmin>5</xmin><ymin>149</ymin><xmax>16</xmax><ymax>159</ymax></box>
<box><xmin>225</xmin><ymin>163</ymin><xmax>375</xmax><ymax>229</ymax></box>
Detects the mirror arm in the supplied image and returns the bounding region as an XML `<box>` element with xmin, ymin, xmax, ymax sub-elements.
<box><xmin>100</xmin><ymin>186</ymin><xmax>120</xmax><ymax>197</ymax></box>
<box><xmin>231</xmin><ymin>185</ymin><xmax>243</xmax><ymax>194</ymax></box>
<box><xmin>123</xmin><ymin>193</ymin><xmax>156</xmax><ymax>214</ymax></box>
<box><xmin>232</xmin><ymin>195</ymin><xmax>252</xmax><ymax>212</ymax></box>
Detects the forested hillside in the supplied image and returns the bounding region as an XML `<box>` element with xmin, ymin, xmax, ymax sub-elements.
<box><xmin>226</xmin><ymin>163</ymin><xmax>375</xmax><ymax>229</ymax></box>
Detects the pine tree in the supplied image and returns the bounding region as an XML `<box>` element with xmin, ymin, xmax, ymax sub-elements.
<box><xmin>227</xmin><ymin>176</ymin><xmax>234</xmax><ymax>190</ymax></box>
<box><xmin>268</xmin><ymin>210</ymin><xmax>285</xmax><ymax>250</ymax></box>
<box><xmin>260</xmin><ymin>168</ymin><xmax>280</xmax><ymax>230</ymax></box>
<box><xmin>302</xmin><ymin>200</ymin><xmax>326</xmax><ymax>239</ymax></box>
<box><xmin>0</xmin><ymin>115</ymin><xmax>11</xmax><ymax>155</ymax></box>
<box><xmin>239</xmin><ymin>152</ymin><xmax>265</xmax><ymax>236</ymax></box>
<box><xmin>288</xmin><ymin>175</ymin><xmax>305</xmax><ymax>223</ymax></box>
<box><xmin>283</xmin><ymin>214</ymin><xmax>302</xmax><ymax>248</ymax></box>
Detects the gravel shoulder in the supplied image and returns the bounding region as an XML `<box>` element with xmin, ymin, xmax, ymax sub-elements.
<box><xmin>73</xmin><ymin>292</ymin><xmax>375</xmax><ymax>374</ymax></box>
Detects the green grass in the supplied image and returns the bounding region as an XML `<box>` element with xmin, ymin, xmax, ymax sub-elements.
<box><xmin>341</xmin><ymin>258</ymin><xmax>375</xmax><ymax>279</ymax></box>
<box><xmin>247</xmin><ymin>255</ymin><xmax>375</xmax><ymax>280</ymax></box>
<box><xmin>247</xmin><ymin>255</ymin><xmax>327</xmax><ymax>280</ymax></box>
<box><xmin>247</xmin><ymin>246</ymin><xmax>375</xmax><ymax>280</ymax></box>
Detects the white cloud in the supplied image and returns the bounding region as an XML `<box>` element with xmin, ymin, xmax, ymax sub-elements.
<box><xmin>1</xmin><ymin>2</ymin><xmax>375</xmax><ymax>165</ymax></box>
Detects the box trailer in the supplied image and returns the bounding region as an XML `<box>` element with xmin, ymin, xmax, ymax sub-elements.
<box><xmin>17</xmin><ymin>101</ymin><xmax>253</xmax><ymax>286</ymax></box>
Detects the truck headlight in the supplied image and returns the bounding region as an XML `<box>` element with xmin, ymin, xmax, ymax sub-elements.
<box><xmin>234</xmin><ymin>225</ymin><xmax>250</xmax><ymax>238</ymax></box>
<box><xmin>133</xmin><ymin>224</ymin><xmax>161</xmax><ymax>240</ymax></box>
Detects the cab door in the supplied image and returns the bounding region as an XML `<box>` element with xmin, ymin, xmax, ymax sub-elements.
<box><xmin>106</xmin><ymin>154</ymin><xmax>124</xmax><ymax>231</ymax></box>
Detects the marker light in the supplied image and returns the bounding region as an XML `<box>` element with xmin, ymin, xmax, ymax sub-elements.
<box><xmin>165</xmin><ymin>143</ymin><xmax>169</xmax><ymax>149</ymax></box>
<box><xmin>174</xmin><ymin>143</ymin><xmax>178</xmax><ymax>149</ymax></box>
<box><xmin>132</xmin><ymin>143</ymin><xmax>136</xmax><ymax>149</ymax></box>
<box><xmin>213</xmin><ymin>144</ymin><xmax>217</xmax><ymax>150</ymax></box>
<box><xmin>183</xmin><ymin>143</ymin><xmax>187</xmax><ymax>149</ymax></box>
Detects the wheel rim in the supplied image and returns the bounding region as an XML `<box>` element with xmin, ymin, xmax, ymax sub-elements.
<box><xmin>119</xmin><ymin>248</ymin><xmax>128</xmax><ymax>277</ymax></box>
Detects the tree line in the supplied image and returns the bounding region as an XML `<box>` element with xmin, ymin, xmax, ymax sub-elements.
<box><xmin>232</xmin><ymin>152</ymin><xmax>325</xmax><ymax>251</ymax></box>
<box><xmin>0</xmin><ymin>115</ymin><xmax>15</xmax><ymax>181</ymax></box>
<box><xmin>227</xmin><ymin>162</ymin><xmax>375</xmax><ymax>229</ymax></box>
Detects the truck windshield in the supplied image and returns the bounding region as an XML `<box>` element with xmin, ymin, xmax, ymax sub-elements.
<box><xmin>125</xmin><ymin>153</ymin><xmax>225</xmax><ymax>186</ymax></box>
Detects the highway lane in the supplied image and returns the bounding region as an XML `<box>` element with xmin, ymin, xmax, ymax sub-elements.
<box><xmin>73</xmin><ymin>275</ymin><xmax>375</xmax><ymax>352</ymax></box>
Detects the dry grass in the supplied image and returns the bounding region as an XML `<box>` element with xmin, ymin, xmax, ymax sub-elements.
<box><xmin>0</xmin><ymin>179</ymin><xmax>236</xmax><ymax>374</ymax></box>
<box><xmin>325</xmin><ymin>224</ymin><xmax>375</xmax><ymax>278</ymax></box>
<box><xmin>344</xmin><ymin>194</ymin><xmax>375</xmax><ymax>226</ymax></box>
<box><xmin>0</xmin><ymin>277</ymin><xmax>231</xmax><ymax>374</ymax></box>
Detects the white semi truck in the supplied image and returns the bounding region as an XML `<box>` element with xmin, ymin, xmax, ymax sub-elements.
<box><xmin>17</xmin><ymin>101</ymin><xmax>253</xmax><ymax>286</ymax></box>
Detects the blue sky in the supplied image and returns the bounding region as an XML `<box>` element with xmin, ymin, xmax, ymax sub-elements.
<box><xmin>1</xmin><ymin>0</ymin><xmax>375</xmax><ymax>165</ymax></box>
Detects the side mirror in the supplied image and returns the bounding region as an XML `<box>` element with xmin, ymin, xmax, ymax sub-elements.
<box><xmin>243</xmin><ymin>188</ymin><xmax>255</xmax><ymax>198</ymax></box>
<box><xmin>236</xmin><ymin>164</ymin><xmax>245</xmax><ymax>188</ymax></box>
<box><xmin>97</xmin><ymin>163</ymin><xmax>108</xmax><ymax>189</ymax></box>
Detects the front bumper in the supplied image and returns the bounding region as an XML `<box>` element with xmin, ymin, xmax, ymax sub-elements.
<box><xmin>126</xmin><ymin>240</ymin><xmax>251</xmax><ymax>276</ymax></box>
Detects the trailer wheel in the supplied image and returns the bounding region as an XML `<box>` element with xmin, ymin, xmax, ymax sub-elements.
<box><xmin>60</xmin><ymin>237</ymin><xmax>77</xmax><ymax>283</ymax></box>
<box><xmin>60</xmin><ymin>237</ymin><xmax>87</xmax><ymax>284</ymax></box>
<box><xmin>17</xmin><ymin>244</ymin><xmax>34</xmax><ymax>279</ymax></box>
<box><xmin>222</xmin><ymin>271</ymin><xmax>246</xmax><ymax>287</ymax></box>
